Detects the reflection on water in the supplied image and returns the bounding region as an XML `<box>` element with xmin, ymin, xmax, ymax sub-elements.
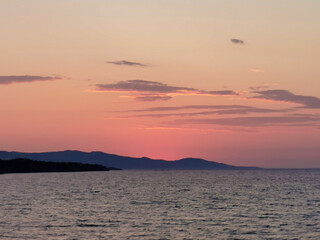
<box><xmin>1</xmin><ymin>170</ymin><xmax>320</xmax><ymax>239</ymax></box>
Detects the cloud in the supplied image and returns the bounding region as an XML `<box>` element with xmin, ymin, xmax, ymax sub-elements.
<box><xmin>96</xmin><ymin>80</ymin><xmax>196</xmax><ymax>93</ymax></box>
<box><xmin>0</xmin><ymin>75</ymin><xmax>62</xmax><ymax>85</ymax></box>
<box><xmin>129</xmin><ymin>105</ymin><xmax>251</xmax><ymax>112</ymax></box>
<box><xmin>231</xmin><ymin>38</ymin><xmax>244</xmax><ymax>44</ymax></box>
<box><xmin>106</xmin><ymin>60</ymin><xmax>148</xmax><ymax>67</ymax></box>
<box><xmin>249</xmin><ymin>85</ymin><xmax>269</xmax><ymax>91</ymax></box>
<box><xmin>134</xmin><ymin>95</ymin><xmax>173</xmax><ymax>102</ymax></box>
<box><xmin>122</xmin><ymin>104</ymin><xmax>290</xmax><ymax>118</ymax></box>
<box><xmin>95</xmin><ymin>80</ymin><xmax>238</xmax><ymax>101</ymax></box>
<box><xmin>249</xmin><ymin>83</ymin><xmax>278</xmax><ymax>91</ymax></box>
<box><xmin>207</xmin><ymin>90</ymin><xmax>238</xmax><ymax>95</ymax></box>
<box><xmin>250</xmin><ymin>69</ymin><xmax>264</xmax><ymax>73</ymax></box>
<box><xmin>252</xmin><ymin>89</ymin><xmax>320</xmax><ymax>109</ymax></box>
<box><xmin>129</xmin><ymin>108</ymin><xmax>290</xmax><ymax>118</ymax></box>
<box><xmin>171</xmin><ymin>115</ymin><xmax>320</xmax><ymax>127</ymax></box>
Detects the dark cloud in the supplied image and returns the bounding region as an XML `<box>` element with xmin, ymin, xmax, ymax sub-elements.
<box><xmin>96</xmin><ymin>80</ymin><xmax>197</xmax><ymax>93</ymax></box>
<box><xmin>252</xmin><ymin>89</ymin><xmax>320</xmax><ymax>109</ymax></box>
<box><xmin>107</xmin><ymin>60</ymin><xmax>148</xmax><ymax>67</ymax></box>
<box><xmin>231</xmin><ymin>38</ymin><xmax>244</xmax><ymax>44</ymax></box>
<box><xmin>95</xmin><ymin>80</ymin><xmax>238</xmax><ymax>101</ymax></box>
<box><xmin>172</xmin><ymin>115</ymin><xmax>320</xmax><ymax>127</ymax></box>
<box><xmin>0</xmin><ymin>75</ymin><xmax>62</xmax><ymax>85</ymax></box>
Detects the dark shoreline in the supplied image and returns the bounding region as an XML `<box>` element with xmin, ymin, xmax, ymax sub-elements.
<box><xmin>0</xmin><ymin>158</ymin><xmax>121</xmax><ymax>174</ymax></box>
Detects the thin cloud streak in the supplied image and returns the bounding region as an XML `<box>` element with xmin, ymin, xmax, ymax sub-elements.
<box><xmin>95</xmin><ymin>80</ymin><xmax>239</xmax><ymax>101</ymax></box>
<box><xmin>171</xmin><ymin>115</ymin><xmax>320</xmax><ymax>127</ymax></box>
<box><xmin>207</xmin><ymin>90</ymin><xmax>238</xmax><ymax>95</ymax></box>
<box><xmin>127</xmin><ymin>105</ymin><xmax>269</xmax><ymax>112</ymax></box>
<box><xmin>252</xmin><ymin>89</ymin><xmax>320</xmax><ymax>109</ymax></box>
<box><xmin>122</xmin><ymin>105</ymin><xmax>291</xmax><ymax>118</ymax></box>
<box><xmin>129</xmin><ymin>108</ymin><xmax>290</xmax><ymax>118</ymax></box>
<box><xmin>134</xmin><ymin>95</ymin><xmax>173</xmax><ymax>101</ymax></box>
<box><xmin>96</xmin><ymin>80</ymin><xmax>197</xmax><ymax>93</ymax></box>
<box><xmin>107</xmin><ymin>60</ymin><xmax>148</xmax><ymax>67</ymax></box>
<box><xmin>0</xmin><ymin>75</ymin><xmax>63</xmax><ymax>85</ymax></box>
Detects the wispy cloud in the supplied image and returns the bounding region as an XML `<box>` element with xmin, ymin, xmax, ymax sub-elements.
<box><xmin>128</xmin><ymin>105</ymin><xmax>251</xmax><ymax>112</ymax></box>
<box><xmin>96</xmin><ymin>80</ymin><xmax>196</xmax><ymax>93</ymax></box>
<box><xmin>231</xmin><ymin>38</ymin><xmax>244</xmax><ymax>44</ymax></box>
<box><xmin>121</xmin><ymin>104</ymin><xmax>290</xmax><ymax>118</ymax></box>
<box><xmin>207</xmin><ymin>90</ymin><xmax>239</xmax><ymax>95</ymax></box>
<box><xmin>106</xmin><ymin>60</ymin><xmax>148</xmax><ymax>67</ymax></box>
<box><xmin>250</xmin><ymin>69</ymin><xmax>264</xmax><ymax>73</ymax></box>
<box><xmin>171</xmin><ymin>115</ymin><xmax>320</xmax><ymax>127</ymax></box>
<box><xmin>134</xmin><ymin>95</ymin><xmax>172</xmax><ymax>102</ymax></box>
<box><xmin>252</xmin><ymin>89</ymin><xmax>320</xmax><ymax>109</ymax></box>
<box><xmin>249</xmin><ymin>83</ymin><xmax>278</xmax><ymax>91</ymax></box>
<box><xmin>128</xmin><ymin>108</ymin><xmax>290</xmax><ymax>118</ymax></box>
<box><xmin>0</xmin><ymin>75</ymin><xmax>63</xmax><ymax>85</ymax></box>
<box><xmin>95</xmin><ymin>80</ymin><xmax>239</xmax><ymax>101</ymax></box>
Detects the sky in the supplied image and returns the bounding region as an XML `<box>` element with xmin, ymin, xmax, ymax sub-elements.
<box><xmin>1</xmin><ymin>0</ymin><xmax>320</xmax><ymax>168</ymax></box>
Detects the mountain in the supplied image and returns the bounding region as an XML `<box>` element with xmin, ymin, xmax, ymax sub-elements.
<box><xmin>0</xmin><ymin>158</ymin><xmax>116</xmax><ymax>174</ymax></box>
<box><xmin>0</xmin><ymin>150</ymin><xmax>259</xmax><ymax>170</ymax></box>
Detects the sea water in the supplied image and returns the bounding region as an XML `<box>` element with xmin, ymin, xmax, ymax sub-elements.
<box><xmin>0</xmin><ymin>170</ymin><xmax>319</xmax><ymax>239</ymax></box>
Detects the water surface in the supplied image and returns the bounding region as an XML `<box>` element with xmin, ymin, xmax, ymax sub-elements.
<box><xmin>1</xmin><ymin>170</ymin><xmax>320</xmax><ymax>239</ymax></box>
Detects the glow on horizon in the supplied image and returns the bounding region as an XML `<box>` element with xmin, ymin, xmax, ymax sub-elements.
<box><xmin>0</xmin><ymin>0</ymin><xmax>320</xmax><ymax>168</ymax></box>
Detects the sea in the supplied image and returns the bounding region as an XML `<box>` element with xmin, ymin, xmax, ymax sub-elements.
<box><xmin>0</xmin><ymin>170</ymin><xmax>320</xmax><ymax>239</ymax></box>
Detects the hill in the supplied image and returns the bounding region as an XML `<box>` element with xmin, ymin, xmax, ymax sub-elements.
<box><xmin>0</xmin><ymin>158</ymin><xmax>117</xmax><ymax>174</ymax></box>
<box><xmin>0</xmin><ymin>150</ymin><xmax>259</xmax><ymax>170</ymax></box>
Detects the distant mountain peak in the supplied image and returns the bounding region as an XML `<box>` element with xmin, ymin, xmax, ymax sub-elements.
<box><xmin>0</xmin><ymin>150</ymin><xmax>259</xmax><ymax>170</ymax></box>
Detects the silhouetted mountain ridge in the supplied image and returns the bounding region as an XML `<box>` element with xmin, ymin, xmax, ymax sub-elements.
<box><xmin>0</xmin><ymin>150</ymin><xmax>259</xmax><ymax>170</ymax></box>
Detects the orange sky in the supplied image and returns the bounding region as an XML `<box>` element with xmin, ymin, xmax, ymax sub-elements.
<box><xmin>1</xmin><ymin>0</ymin><xmax>320</xmax><ymax>167</ymax></box>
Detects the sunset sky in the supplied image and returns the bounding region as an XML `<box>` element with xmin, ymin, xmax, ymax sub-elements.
<box><xmin>1</xmin><ymin>0</ymin><xmax>320</xmax><ymax>167</ymax></box>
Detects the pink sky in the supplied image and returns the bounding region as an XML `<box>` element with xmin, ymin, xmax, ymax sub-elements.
<box><xmin>1</xmin><ymin>0</ymin><xmax>320</xmax><ymax>167</ymax></box>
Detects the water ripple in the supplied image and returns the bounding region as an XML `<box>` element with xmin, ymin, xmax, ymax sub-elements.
<box><xmin>0</xmin><ymin>170</ymin><xmax>320</xmax><ymax>239</ymax></box>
